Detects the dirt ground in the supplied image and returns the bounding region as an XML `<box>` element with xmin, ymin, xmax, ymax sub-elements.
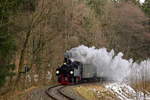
<box><xmin>0</xmin><ymin>86</ymin><xmax>52</xmax><ymax>100</ymax></box>
<box><xmin>0</xmin><ymin>84</ymin><xmax>86</xmax><ymax>100</ymax></box>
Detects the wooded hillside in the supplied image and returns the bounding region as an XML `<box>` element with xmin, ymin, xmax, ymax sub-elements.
<box><xmin>0</xmin><ymin>0</ymin><xmax>149</xmax><ymax>98</ymax></box>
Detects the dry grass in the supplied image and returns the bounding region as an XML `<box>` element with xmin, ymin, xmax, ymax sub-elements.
<box><xmin>74</xmin><ymin>84</ymin><xmax>118</xmax><ymax>100</ymax></box>
<box><xmin>75</xmin><ymin>86</ymin><xmax>97</xmax><ymax>100</ymax></box>
<box><xmin>132</xmin><ymin>81</ymin><xmax>150</xmax><ymax>93</ymax></box>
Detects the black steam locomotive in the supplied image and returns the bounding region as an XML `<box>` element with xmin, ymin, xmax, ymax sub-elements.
<box><xmin>56</xmin><ymin>58</ymin><xmax>82</xmax><ymax>84</ymax></box>
<box><xmin>56</xmin><ymin>57</ymin><xmax>103</xmax><ymax>85</ymax></box>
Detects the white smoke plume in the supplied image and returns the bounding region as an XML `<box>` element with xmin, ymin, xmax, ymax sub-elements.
<box><xmin>65</xmin><ymin>45</ymin><xmax>150</xmax><ymax>82</ymax></box>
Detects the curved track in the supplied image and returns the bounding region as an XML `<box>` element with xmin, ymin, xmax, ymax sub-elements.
<box><xmin>45</xmin><ymin>85</ymin><xmax>74</xmax><ymax>100</ymax></box>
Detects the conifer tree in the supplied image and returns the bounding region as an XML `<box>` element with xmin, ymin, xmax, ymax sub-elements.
<box><xmin>0</xmin><ymin>0</ymin><xmax>23</xmax><ymax>87</ymax></box>
<box><xmin>142</xmin><ymin>0</ymin><xmax>150</xmax><ymax>17</ymax></box>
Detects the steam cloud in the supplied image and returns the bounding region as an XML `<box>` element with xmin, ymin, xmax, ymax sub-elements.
<box><xmin>65</xmin><ymin>45</ymin><xmax>150</xmax><ymax>82</ymax></box>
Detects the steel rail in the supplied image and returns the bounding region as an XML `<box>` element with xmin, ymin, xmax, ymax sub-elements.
<box><xmin>45</xmin><ymin>85</ymin><xmax>74</xmax><ymax>100</ymax></box>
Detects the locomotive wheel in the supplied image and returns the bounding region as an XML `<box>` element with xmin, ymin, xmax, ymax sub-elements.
<box><xmin>72</xmin><ymin>77</ymin><xmax>78</xmax><ymax>84</ymax></box>
<box><xmin>73</xmin><ymin>77</ymin><xmax>76</xmax><ymax>84</ymax></box>
<box><xmin>71</xmin><ymin>77</ymin><xmax>74</xmax><ymax>84</ymax></box>
<box><xmin>75</xmin><ymin>77</ymin><xmax>80</xmax><ymax>84</ymax></box>
<box><xmin>75</xmin><ymin>77</ymin><xmax>78</xmax><ymax>84</ymax></box>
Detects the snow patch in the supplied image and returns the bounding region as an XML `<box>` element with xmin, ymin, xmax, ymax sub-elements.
<box><xmin>105</xmin><ymin>83</ymin><xmax>150</xmax><ymax>100</ymax></box>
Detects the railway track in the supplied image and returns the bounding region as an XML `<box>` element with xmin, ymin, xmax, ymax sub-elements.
<box><xmin>45</xmin><ymin>85</ymin><xmax>74</xmax><ymax>100</ymax></box>
<box><xmin>45</xmin><ymin>82</ymin><xmax>103</xmax><ymax>100</ymax></box>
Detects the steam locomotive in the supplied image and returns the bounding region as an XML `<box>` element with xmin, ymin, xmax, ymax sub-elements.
<box><xmin>56</xmin><ymin>57</ymin><xmax>103</xmax><ymax>85</ymax></box>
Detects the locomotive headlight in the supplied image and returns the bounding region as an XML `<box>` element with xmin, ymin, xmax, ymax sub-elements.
<box><xmin>56</xmin><ymin>70</ymin><xmax>59</xmax><ymax>74</ymax></box>
<box><xmin>70</xmin><ymin>71</ymin><xmax>74</xmax><ymax>74</ymax></box>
